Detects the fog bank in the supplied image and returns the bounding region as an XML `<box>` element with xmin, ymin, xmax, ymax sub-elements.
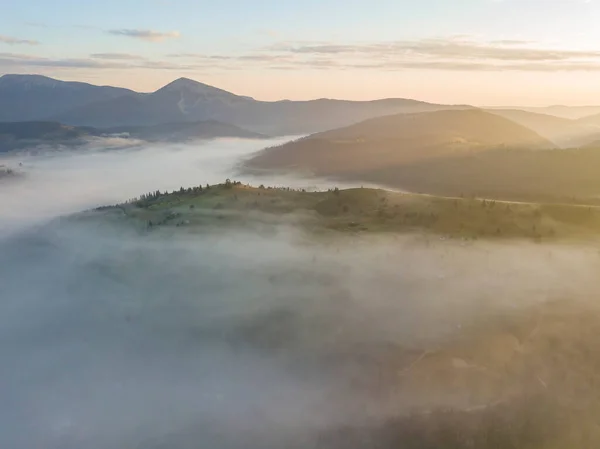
<box><xmin>0</xmin><ymin>137</ymin><xmax>371</xmax><ymax>236</ymax></box>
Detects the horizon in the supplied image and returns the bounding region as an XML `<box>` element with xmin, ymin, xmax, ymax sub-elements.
<box><xmin>3</xmin><ymin>0</ymin><xmax>600</xmax><ymax>106</ymax></box>
<box><xmin>4</xmin><ymin>73</ymin><xmax>600</xmax><ymax>109</ymax></box>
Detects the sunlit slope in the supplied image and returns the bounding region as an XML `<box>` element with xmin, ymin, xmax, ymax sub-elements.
<box><xmin>247</xmin><ymin>109</ymin><xmax>554</xmax><ymax>173</ymax></box>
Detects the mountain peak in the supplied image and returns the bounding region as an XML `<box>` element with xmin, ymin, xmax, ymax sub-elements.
<box><xmin>166</xmin><ymin>77</ymin><xmax>202</xmax><ymax>87</ymax></box>
<box><xmin>155</xmin><ymin>77</ymin><xmax>253</xmax><ymax>100</ymax></box>
<box><xmin>158</xmin><ymin>77</ymin><xmax>222</xmax><ymax>92</ymax></box>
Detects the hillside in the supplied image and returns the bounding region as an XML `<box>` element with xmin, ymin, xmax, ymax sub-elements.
<box><xmin>244</xmin><ymin>110</ymin><xmax>600</xmax><ymax>204</ymax></box>
<box><xmin>0</xmin><ymin>74</ymin><xmax>134</xmax><ymax>122</ymax></box>
<box><xmin>86</xmin><ymin>182</ymin><xmax>600</xmax><ymax>241</ymax></box>
<box><xmin>350</xmin><ymin>147</ymin><xmax>600</xmax><ymax>205</ymax></box>
<box><xmin>0</xmin><ymin>121</ymin><xmax>99</xmax><ymax>153</ymax></box>
<box><xmin>247</xmin><ymin>109</ymin><xmax>554</xmax><ymax>173</ymax></box>
<box><xmin>105</xmin><ymin>120</ymin><xmax>265</xmax><ymax>141</ymax></box>
<box><xmin>487</xmin><ymin>109</ymin><xmax>600</xmax><ymax>147</ymax></box>
<box><xmin>0</xmin><ymin>120</ymin><xmax>265</xmax><ymax>153</ymax></box>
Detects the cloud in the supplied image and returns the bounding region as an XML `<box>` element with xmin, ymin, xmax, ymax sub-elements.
<box><xmin>269</xmin><ymin>37</ymin><xmax>600</xmax><ymax>62</ymax></box>
<box><xmin>253</xmin><ymin>36</ymin><xmax>600</xmax><ymax>72</ymax></box>
<box><xmin>158</xmin><ymin>36</ymin><xmax>600</xmax><ymax>72</ymax></box>
<box><xmin>5</xmin><ymin>36</ymin><xmax>600</xmax><ymax>74</ymax></box>
<box><xmin>107</xmin><ymin>29</ymin><xmax>180</xmax><ymax>42</ymax></box>
<box><xmin>0</xmin><ymin>34</ymin><xmax>40</xmax><ymax>46</ymax></box>
<box><xmin>0</xmin><ymin>52</ymin><xmax>196</xmax><ymax>71</ymax></box>
<box><xmin>168</xmin><ymin>53</ymin><xmax>234</xmax><ymax>60</ymax></box>
<box><xmin>91</xmin><ymin>53</ymin><xmax>146</xmax><ymax>60</ymax></box>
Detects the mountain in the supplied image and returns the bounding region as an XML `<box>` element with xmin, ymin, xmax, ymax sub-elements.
<box><xmin>0</xmin><ymin>74</ymin><xmax>135</xmax><ymax>122</ymax></box>
<box><xmin>575</xmin><ymin>111</ymin><xmax>600</xmax><ymax>127</ymax></box>
<box><xmin>246</xmin><ymin>109</ymin><xmax>554</xmax><ymax>174</ymax></box>
<box><xmin>489</xmin><ymin>105</ymin><xmax>600</xmax><ymax>120</ymax></box>
<box><xmin>0</xmin><ymin>121</ymin><xmax>100</xmax><ymax>152</ymax></box>
<box><xmin>0</xmin><ymin>75</ymin><xmax>471</xmax><ymax>135</ymax></box>
<box><xmin>230</xmin><ymin>97</ymin><xmax>472</xmax><ymax>136</ymax></box>
<box><xmin>52</xmin><ymin>76</ymin><xmax>472</xmax><ymax>135</ymax></box>
<box><xmin>0</xmin><ymin>119</ymin><xmax>265</xmax><ymax>153</ymax></box>
<box><xmin>54</xmin><ymin>78</ymin><xmax>256</xmax><ymax>129</ymax></box>
<box><xmin>246</xmin><ymin>109</ymin><xmax>600</xmax><ymax>204</ymax></box>
<box><xmin>487</xmin><ymin>109</ymin><xmax>600</xmax><ymax>147</ymax></box>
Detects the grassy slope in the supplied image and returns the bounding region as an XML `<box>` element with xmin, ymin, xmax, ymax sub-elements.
<box><xmin>89</xmin><ymin>182</ymin><xmax>600</xmax><ymax>241</ymax></box>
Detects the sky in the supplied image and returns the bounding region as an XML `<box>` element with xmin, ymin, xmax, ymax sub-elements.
<box><xmin>1</xmin><ymin>0</ymin><xmax>600</xmax><ymax>105</ymax></box>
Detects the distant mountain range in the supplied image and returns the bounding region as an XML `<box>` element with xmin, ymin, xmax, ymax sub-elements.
<box><xmin>4</xmin><ymin>74</ymin><xmax>600</xmax><ymax>151</ymax></box>
<box><xmin>0</xmin><ymin>120</ymin><xmax>264</xmax><ymax>153</ymax></box>
<box><xmin>0</xmin><ymin>74</ymin><xmax>473</xmax><ymax>136</ymax></box>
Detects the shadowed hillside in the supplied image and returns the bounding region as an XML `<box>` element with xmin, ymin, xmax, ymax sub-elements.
<box><xmin>348</xmin><ymin>146</ymin><xmax>600</xmax><ymax>205</ymax></box>
<box><xmin>0</xmin><ymin>74</ymin><xmax>134</xmax><ymax>122</ymax></box>
<box><xmin>105</xmin><ymin>120</ymin><xmax>265</xmax><ymax>141</ymax></box>
<box><xmin>0</xmin><ymin>121</ymin><xmax>99</xmax><ymax>152</ymax></box>
<box><xmin>0</xmin><ymin>120</ymin><xmax>266</xmax><ymax>153</ymax></box>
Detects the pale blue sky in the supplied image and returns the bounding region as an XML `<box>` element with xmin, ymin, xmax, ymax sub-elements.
<box><xmin>2</xmin><ymin>0</ymin><xmax>600</xmax><ymax>104</ymax></box>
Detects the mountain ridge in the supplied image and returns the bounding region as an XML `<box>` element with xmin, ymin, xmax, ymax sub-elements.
<box><xmin>0</xmin><ymin>74</ymin><xmax>472</xmax><ymax>135</ymax></box>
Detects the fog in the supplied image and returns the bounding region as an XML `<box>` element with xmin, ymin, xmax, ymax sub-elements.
<box><xmin>0</xmin><ymin>137</ymin><xmax>377</xmax><ymax>236</ymax></box>
<box><xmin>2</xmin><ymin>139</ymin><xmax>600</xmax><ymax>448</ymax></box>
